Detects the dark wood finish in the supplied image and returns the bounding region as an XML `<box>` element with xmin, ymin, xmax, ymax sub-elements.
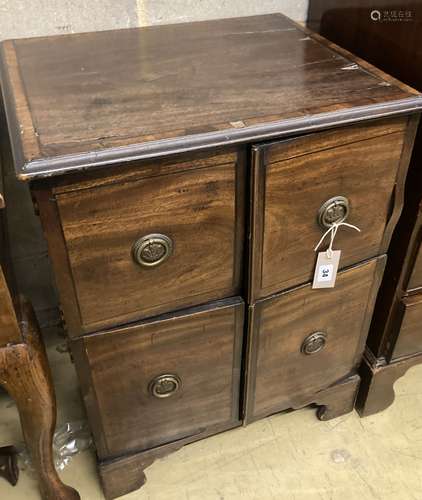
<box><xmin>308</xmin><ymin>1</ymin><xmax>422</xmax><ymax>91</ymax></box>
<box><xmin>97</xmin><ymin>372</ymin><xmax>358</xmax><ymax>500</ymax></box>
<box><xmin>407</xmin><ymin>229</ymin><xmax>422</xmax><ymax>292</ymax></box>
<box><xmin>1</xmin><ymin>13</ymin><xmax>421</xmax><ymax>498</ymax></box>
<box><xmin>0</xmin><ymin>446</ymin><xmax>19</xmax><ymax>486</ymax></box>
<box><xmin>367</xmin><ymin>150</ymin><xmax>422</xmax><ymax>361</ymax></box>
<box><xmin>309</xmin><ymin>2</ymin><xmax>422</xmax><ymax>414</ymax></box>
<box><xmin>28</xmin><ymin>184</ymin><xmax>82</xmax><ymax>336</ymax></box>
<box><xmin>245</xmin><ymin>257</ymin><xmax>385</xmax><ymax>423</ymax></box>
<box><xmin>71</xmin><ymin>298</ymin><xmax>244</xmax><ymax>459</ymax></box>
<box><xmin>33</xmin><ymin>149</ymin><xmax>246</xmax><ymax>335</ymax></box>
<box><xmin>99</xmin><ymin>439</ymin><xmax>186</xmax><ymax>500</ymax></box>
<box><xmin>97</xmin><ymin>419</ymin><xmax>240</xmax><ymax>500</ymax></box>
<box><xmin>391</xmin><ymin>294</ymin><xmax>422</xmax><ymax>359</ymax></box>
<box><xmin>356</xmin><ymin>350</ymin><xmax>422</xmax><ymax>417</ymax></box>
<box><xmin>312</xmin><ymin>374</ymin><xmax>360</xmax><ymax>421</ymax></box>
<box><xmin>249</xmin><ymin>117</ymin><xmax>414</xmax><ymax>300</ymax></box>
<box><xmin>1</xmin><ymin>14</ymin><xmax>421</xmax><ymax>180</ymax></box>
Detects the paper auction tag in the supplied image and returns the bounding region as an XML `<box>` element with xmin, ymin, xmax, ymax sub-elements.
<box><xmin>312</xmin><ymin>250</ymin><xmax>341</xmax><ymax>289</ymax></box>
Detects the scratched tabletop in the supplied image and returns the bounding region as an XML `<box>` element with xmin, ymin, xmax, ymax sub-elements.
<box><xmin>0</xmin><ymin>13</ymin><xmax>420</xmax><ymax>178</ymax></box>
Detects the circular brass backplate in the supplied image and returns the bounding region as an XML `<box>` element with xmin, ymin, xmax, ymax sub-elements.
<box><xmin>301</xmin><ymin>332</ymin><xmax>327</xmax><ymax>355</ymax></box>
<box><xmin>149</xmin><ymin>374</ymin><xmax>181</xmax><ymax>398</ymax></box>
<box><xmin>132</xmin><ymin>233</ymin><xmax>173</xmax><ymax>267</ymax></box>
<box><xmin>318</xmin><ymin>196</ymin><xmax>350</xmax><ymax>229</ymax></box>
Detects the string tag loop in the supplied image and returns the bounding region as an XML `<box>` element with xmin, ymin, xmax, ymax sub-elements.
<box><xmin>312</xmin><ymin>222</ymin><xmax>361</xmax><ymax>289</ymax></box>
<box><xmin>314</xmin><ymin>222</ymin><xmax>361</xmax><ymax>259</ymax></box>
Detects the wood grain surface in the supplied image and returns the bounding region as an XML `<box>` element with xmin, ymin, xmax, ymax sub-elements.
<box><xmin>71</xmin><ymin>298</ymin><xmax>244</xmax><ymax>459</ymax></box>
<box><xmin>246</xmin><ymin>257</ymin><xmax>385</xmax><ymax>422</ymax></box>
<box><xmin>0</xmin><ymin>266</ymin><xmax>20</xmax><ymax>346</ymax></box>
<box><xmin>308</xmin><ymin>0</ymin><xmax>422</xmax><ymax>417</ymax></box>
<box><xmin>0</xmin><ymin>14</ymin><xmax>421</xmax><ymax>179</ymax></box>
<box><xmin>34</xmin><ymin>149</ymin><xmax>246</xmax><ymax>334</ymax></box>
<box><xmin>0</xmin><ymin>298</ymin><xmax>80</xmax><ymax>499</ymax></box>
<box><xmin>357</xmin><ymin>350</ymin><xmax>422</xmax><ymax>417</ymax></box>
<box><xmin>365</xmin><ymin>130</ymin><xmax>422</xmax><ymax>361</ymax></box>
<box><xmin>249</xmin><ymin>118</ymin><xmax>411</xmax><ymax>300</ymax></box>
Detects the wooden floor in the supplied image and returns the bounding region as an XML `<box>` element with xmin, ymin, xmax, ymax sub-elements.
<box><xmin>1</xmin><ymin>327</ymin><xmax>422</xmax><ymax>500</ymax></box>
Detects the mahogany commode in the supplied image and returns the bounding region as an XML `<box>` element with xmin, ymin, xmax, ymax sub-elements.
<box><xmin>0</xmin><ymin>13</ymin><xmax>421</xmax><ymax>499</ymax></box>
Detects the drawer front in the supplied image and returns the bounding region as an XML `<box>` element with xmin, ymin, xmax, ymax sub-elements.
<box><xmin>245</xmin><ymin>257</ymin><xmax>385</xmax><ymax>422</ymax></box>
<box><xmin>52</xmin><ymin>153</ymin><xmax>244</xmax><ymax>333</ymax></box>
<box><xmin>250</xmin><ymin>118</ymin><xmax>408</xmax><ymax>300</ymax></box>
<box><xmin>408</xmin><ymin>241</ymin><xmax>422</xmax><ymax>293</ymax></box>
<box><xmin>72</xmin><ymin>298</ymin><xmax>244</xmax><ymax>459</ymax></box>
<box><xmin>392</xmin><ymin>294</ymin><xmax>422</xmax><ymax>359</ymax></box>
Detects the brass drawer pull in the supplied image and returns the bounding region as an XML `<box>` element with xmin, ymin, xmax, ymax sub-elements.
<box><xmin>149</xmin><ymin>374</ymin><xmax>181</xmax><ymax>398</ymax></box>
<box><xmin>132</xmin><ymin>233</ymin><xmax>173</xmax><ymax>267</ymax></box>
<box><xmin>318</xmin><ymin>196</ymin><xmax>350</xmax><ymax>229</ymax></box>
<box><xmin>301</xmin><ymin>332</ymin><xmax>327</xmax><ymax>355</ymax></box>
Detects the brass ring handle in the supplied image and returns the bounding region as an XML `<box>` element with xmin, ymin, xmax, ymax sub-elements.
<box><xmin>301</xmin><ymin>332</ymin><xmax>327</xmax><ymax>355</ymax></box>
<box><xmin>132</xmin><ymin>233</ymin><xmax>173</xmax><ymax>267</ymax></box>
<box><xmin>318</xmin><ymin>196</ymin><xmax>350</xmax><ymax>229</ymax></box>
<box><xmin>149</xmin><ymin>374</ymin><xmax>181</xmax><ymax>398</ymax></box>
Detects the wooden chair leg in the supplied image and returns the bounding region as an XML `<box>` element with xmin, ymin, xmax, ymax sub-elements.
<box><xmin>0</xmin><ymin>445</ymin><xmax>19</xmax><ymax>486</ymax></box>
<box><xmin>0</xmin><ymin>302</ymin><xmax>80</xmax><ymax>500</ymax></box>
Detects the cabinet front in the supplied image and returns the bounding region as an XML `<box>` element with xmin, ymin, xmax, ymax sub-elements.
<box><xmin>72</xmin><ymin>298</ymin><xmax>244</xmax><ymax>459</ymax></box>
<box><xmin>249</xmin><ymin>118</ymin><xmax>408</xmax><ymax>300</ymax></box>
<box><xmin>49</xmin><ymin>152</ymin><xmax>245</xmax><ymax>334</ymax></box>
<box><xmin>245</xmin><ymin>257</ymin><xmax>384</xmax><ymax>422</ymax></box>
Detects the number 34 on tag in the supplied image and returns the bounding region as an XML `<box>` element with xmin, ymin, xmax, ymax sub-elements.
<box><xmin>312</xmin><ymin>250</ymin><xmax>341</xmax><ymax>289</ymax></box>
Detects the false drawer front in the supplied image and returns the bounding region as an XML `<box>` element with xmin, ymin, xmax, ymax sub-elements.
<box><xmin>44</xmin><ymin>151</ymin><xmax>245</xmax><ymax>335</ymax></box>
<box><xmin>245</xmin><ymin>257</ymin><xmax>385</xmax><ymax>422</ymax></box>
<box><xmin>72</xmin><ymin>297</ymin><xmax>244</xmax><ymax>459</ymax></box>
<box><xmin>392</xmin><ymin>294</ymin><xmax>422</xmax><ymax>360</ymax></box>
<box><xmin>249</xmin><ymin>117</ymin><xmax>408</xmax><ymax>300</ymax></box>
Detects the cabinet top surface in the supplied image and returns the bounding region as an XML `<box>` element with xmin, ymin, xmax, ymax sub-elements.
<box><xmin>1</xmin><ymin>13</ymin><xmax>421</xmax><ymax>180</ymax></box>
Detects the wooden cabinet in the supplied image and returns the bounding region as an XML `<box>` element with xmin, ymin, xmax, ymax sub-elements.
<box><xmin>1</xmin><ymin>13</ymin><xmax>421</xmax><ymax>499</ymax></box>
<box><xmin>309</xmin><ymin>1</ymin><xmax>422</xmax><ymax>417</ymax></box>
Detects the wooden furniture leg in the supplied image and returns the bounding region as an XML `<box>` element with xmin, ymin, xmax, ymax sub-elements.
<box><xmin>0</xmin><ymin>445</ymin><xmax>19</xmax><ymax>486</ymax></box>
<box><xmin>289</xmin><ymin>374</ymin><xmax>360</xmax><ymax>421</ymax></box>
<box><xmin>313</xmin><ymin>374</ymin><xmax>360</xmax><ymax>421</ymax></box>
<box><xmin>356</xmin><ymin>352</ymin><xmax>422</xmax><ymax>417</ymax></box>
<box><xmin>98</xmin><ymin>420</ymin><xmax>240</xmax><ymax>500</ymax></box>
<box><xmin>0</xmin><ymin>299</ymin><xmax>80</xmax><ymax>500</ymax></box>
